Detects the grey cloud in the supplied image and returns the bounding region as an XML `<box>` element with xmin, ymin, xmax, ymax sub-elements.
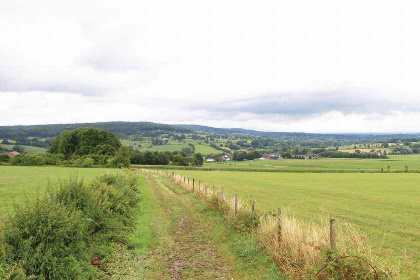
<box><xmin>195</xmin><ymin>92</ymin><xmax>420</xmax><ymax>116</ymax></box>
<box><xmin>0</xmin><ymin>72</ymin><xmax>109</xmax><ymax>96</ymax></box>
<box><xmin>78</xmin><ymin>48</ymin><xmax>151</xmax><ymax>73</ymax></box>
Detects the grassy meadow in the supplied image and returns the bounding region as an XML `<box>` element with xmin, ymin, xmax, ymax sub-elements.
<box><xmin>177</xmin><ymin>170</ymin><xmax>420</xmax><ymax>277</ymax></box>
<box><xmin>0</xmin><ymin>166</ymin><xmax>120</xmax><ymax>214</ymax></box>
<box><xmin>0</xmin><ymin>144</ymin><xmax>47</xmax><ymax>153</ymax></box>
<box><xmin>203</xmin><ymin>155</ymin><xmax>420</xmax><ymax>172</ymax></box>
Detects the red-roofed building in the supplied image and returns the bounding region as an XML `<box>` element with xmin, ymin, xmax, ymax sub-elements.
<box><xmin>8</xmin><ymin>151</ymin><xmax>20</xmax><ymax>158</ymax></box>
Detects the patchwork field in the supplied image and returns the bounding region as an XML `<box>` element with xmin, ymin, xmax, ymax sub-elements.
<box><xmin>177</xmin><ymin>170</ymin><xmax>420</xmax><ymax>277</ymax></box>
<box><xmin>0</xmin><ymin>166</ymin><xmax>120</xmax><ymax>214</ymax></box>
<box><xmin>121</xmin><ymin>139</ymin><xmax>220</xmax><ymax>154</ymax></box>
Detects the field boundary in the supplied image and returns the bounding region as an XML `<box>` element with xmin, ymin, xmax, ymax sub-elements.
<box><xmin>134</xmin><ymin>164</ymin><xmax>420</xmax><ymax>173</ymax></box>
<box><xmin>141</xmin><ymin>169</ymin><xmax>390</xmax><ymax>279</ymax></box>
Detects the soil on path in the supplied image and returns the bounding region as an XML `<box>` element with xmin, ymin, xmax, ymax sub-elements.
<box><xmin>144</xmin><ymin>174</ymin><xmax>234</xmax><ymax>280</ymax></box>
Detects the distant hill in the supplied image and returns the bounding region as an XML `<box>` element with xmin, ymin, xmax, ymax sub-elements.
<box><xmin>0</xmin><ymin>122</ymin><xmax>192</xmax><ymax>139</ymax></box>
<box><xmin>1</xmin><ymin>121</ymin><xmax>419</xmax><ymax>142</ymax></box>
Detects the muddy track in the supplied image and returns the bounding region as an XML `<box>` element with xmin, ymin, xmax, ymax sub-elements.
<box><xmin>144</xmin><ymin>174</ymin><xmax>233</xmax><ymax>280</ymax></box>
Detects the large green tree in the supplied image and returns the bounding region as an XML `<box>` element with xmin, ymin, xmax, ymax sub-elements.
<box><xmin>49</xmin><ymin>128</ymin><xmax>121</xmax><ymax>157</ymax></box>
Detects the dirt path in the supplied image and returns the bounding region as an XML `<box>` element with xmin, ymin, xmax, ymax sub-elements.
<box><xmin>144</xmin><ymin>173</ymin><xmax>234</xmax><ymax>279</ymax></box>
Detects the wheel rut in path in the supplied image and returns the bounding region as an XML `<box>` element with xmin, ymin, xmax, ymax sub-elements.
<box><xmin>145</xmin><ymin>174</ymin><xmax>233</xmax><ymax>280</ymax></box>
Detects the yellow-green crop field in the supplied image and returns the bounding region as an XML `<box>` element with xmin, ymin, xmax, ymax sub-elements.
<box><xmin>177</xmin><ymin>170</ymin><xmax>420</xmax><ymax>277</ymax></box>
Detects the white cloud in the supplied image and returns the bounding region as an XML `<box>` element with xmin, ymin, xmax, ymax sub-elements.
<box><xmin>1</xmin><ymin>0</ymin><xmax>420</xmax><ymax>133</ymax></box>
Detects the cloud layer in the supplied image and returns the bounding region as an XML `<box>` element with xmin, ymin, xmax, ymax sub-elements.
<box><xmin>1</xmin><ymin>0</ymin><xmax>420</xmax><ymax>133</ymax></box>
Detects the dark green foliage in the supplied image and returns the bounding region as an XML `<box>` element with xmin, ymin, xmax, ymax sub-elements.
<box><xmin>233</xmin><ymin>150</ymin><xmax>262</xmax><ymax>161</ymax></box>
<box><xmin>0</xmin><ymin>173</ymin><xmax>140</xmax><ymax>279</ymax></box>
<box><xmin>2</xmin><ymin>195</ymin><xmax>94</xmax><ymax>279</ymax></box>
<box><xmin>0</xmin><ymin>154</ymin><xmax>10</xmax><ymax>163</ymax></box>
<box><xmin>192</xmin><ymin>153</ymin><xmax>204</xmax><ymax>166</ymax></box>
<box><xmin>110</xmin><ymin>146</ymin><xmax>132</xmax><ymax>168</ymax></box>
<box><xmin>131</xmin><ymin>150</ymin><xmax>202</xmax><ymax>166</ymax></box>
<box><xmin>9</xmin><ymin>154</ymin><xmax>65</xmax><ymax>166</ymax></box>
<box><xmin>11</xmin><ymin>146</ymin><xmax>24</xmax><ymax>153</ymax></box>
<box><xmin>0</xmin><ymin>122</ymin><xmax>191</xmax><ymax>140</ymax></box>
<box><xmin>49</xmin><ymin>127</ymin><xmax>121</xmax><ymax>157</ymax></box>
<box><xmin>131</xmin><ymin>151</ymin><xmax>171</xmax><ymax>165</ymax></box>
<box><xmin>172</xmin><ymin>154</ymin><xmax>189</xmax><ymax>166</ymax></box>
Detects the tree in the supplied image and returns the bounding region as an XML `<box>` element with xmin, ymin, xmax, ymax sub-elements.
<box><xmin>181</xmin><ymin>147</ymin><xmax>193</xmax><ymax>155</ymax></box>
<box><xmin>13</xmin><ymin>145</ymin><xmax>25</xmax><ymax>153</ymax></box>
<box><xmin>0</xmin><ymin>153</ymin><xmax>10</xmax><ymax>163</ymax></box>
<box><xmin>172</xmin><ymin>154</ymin><xmax>189</xmax><ymax>166</ymax></box>
<box><xmin>111</xmin><ymin>147</ymin><xmax>131</xmax><ymax>168</ymax></box>
<box><xmin>192</xmin><ymin>153</ymin><xmax>204</xmax><ymax>166</ymax></box>
<box><xmin>49</xmin><ymin>128</ymin><xmax>121</xmax><ymax>157</ymax></box>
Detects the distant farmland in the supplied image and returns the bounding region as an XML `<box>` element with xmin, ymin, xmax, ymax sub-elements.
<box><xmin>121</xmin><ymin>139</ymin><xmax>220</xmax><ymax>154</ymax></box>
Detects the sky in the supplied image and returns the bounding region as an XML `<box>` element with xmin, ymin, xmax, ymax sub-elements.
<box><xmin>1</xmin><ymin>0</ymin><xmax>420</xmax><ymax>133</ymax></box>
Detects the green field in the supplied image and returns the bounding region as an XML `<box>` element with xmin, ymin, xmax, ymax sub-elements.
<box><xmin>0</xmin><ymin>144</ymin><xmax>47</xmax><ymax>153</ymax></box>
<box><xmin>177</xmin><ymin>170</ymin><xmax>420</xmax><ymax>277</ymax></box>
<box><xmin>203</xmin><ymin>155</ymin><xmax>420</xmax><ymax>172</ymax></box>
<box><xmin>0</xmin><ymin>166</ymin><xmax>119</xmax><ymax>214</ymax></box>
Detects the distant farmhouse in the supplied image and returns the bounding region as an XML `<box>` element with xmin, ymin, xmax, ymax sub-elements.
<box><xmin>8</xmin><ymin>151</ymin><xmax>20</xmax><ymax>158</ymax></box>
<box><xmin>294</xmin><ymin>154</ymin><xmax>319</xmax><ymax>160</ymax></box>
<box><xmin>259</xmin><ymin>153</ymin><xmax>281</xmax><ymax>160</ymax></box>
<box><xmin>206</xmin><ymin>154</ymin><xmax>231</xmax><ymax>162</ymax></box>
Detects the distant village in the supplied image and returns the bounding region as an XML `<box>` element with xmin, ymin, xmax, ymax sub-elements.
<box><xmin>206</xmin><ymin>153</ymin><xmax>319</xmax><ymax>162</ymax></box>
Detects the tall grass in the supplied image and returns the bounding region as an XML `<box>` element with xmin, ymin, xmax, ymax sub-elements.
<box><xmin>147</xmin><ymin>169</ymin><xmax>391</xmax><ymax>279</ymax></box>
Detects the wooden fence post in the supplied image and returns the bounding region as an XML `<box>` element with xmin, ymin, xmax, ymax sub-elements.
<box><xmin>252</xmin><ymin>200</ymin><xmax>256</xmax><ymax>214</ymax></box>
<box><xmin>221</xmin><ymin>187</ymin><xmax>224</xmax><ymax>200</ymax></box>
<box><xmin>330</xmin><ymin>219</ymin><xmax>336</xmax><ymax>250</ymax></box>
<box><xmin>193</xmin><ymin>179</ymin><xmax>195</xmax><ymax>190</ymax></box>
<box><xmin>277</xmin><ymin>208</ymin><xmax>282</xmax><ymax>244</ymax></box>
<box><xmin>234</xmin><ymin>194</ymin><xmax>239</xmax><ymax>214</ymax></box>
<box><xmin>212</xmin><ymin>186</ymin><xmax>215</xmax><ymax>196</ymax></box>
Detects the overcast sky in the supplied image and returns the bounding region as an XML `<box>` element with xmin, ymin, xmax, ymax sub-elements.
<box><xmin>1</xmin><ymin>0</ymin><xmax>420</xmax><ymax>133</ymax></box>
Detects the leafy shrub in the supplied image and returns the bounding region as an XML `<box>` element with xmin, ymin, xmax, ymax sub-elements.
<box><xmin>9</xmin><ymin>154</ymin><xmax>64</xmax><ymax>166</ymax></box>
<box><xmin>0</xmin><ymin>154</ymin><xmax>10</xmax><ymax>163</ymax></box>
<box><xmin>1</xmin><ymin>172</ymin><xmax>140</xmax><ymax>279</ymax></box>
<box><xmin>0</xmin><ymin>262</ymin><xmax>34</xmax><ymax>280</ymax></box>
<box><xmin>82</xmin><ymin>157</ymin><xmax>94</xmax><ymax>167</ymax></box>
<box><xmin>313</xmin><ymin>248</ymin><xmax>386</xmax><ymax>279</ymax></box>
<box><xmin>2</xmin><ymin>195</ymin><xmax>94</xmax><ymax>279</ymax></box>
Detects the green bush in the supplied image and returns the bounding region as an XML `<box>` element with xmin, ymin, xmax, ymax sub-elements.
<box><xmin>0</xmin><ymin>154</ymin><xmax>10</xmax><ymax>163</ymax></box>
<box><xmin>9</xmin><ymin>154</ymin><xmax>64</xmax><ymax>166</ymax></box>
<box><xmin>1</xmin><ymin>172</ymin><xmax>140</xmax><ymax>279</ymax></box>
<box><xmin>2</xmin><ymin>195</ymin><xmax>94</xmax><ymax>279</ymax></box>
